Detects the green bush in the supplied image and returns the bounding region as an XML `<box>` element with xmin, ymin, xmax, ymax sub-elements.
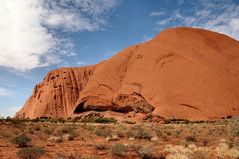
<box><xmin>110</xmin><ymin>144</ymin><xmax>128</xmax><ymax>157</ymax></box>
<box><xmin>17</xmin><ymin>147</ymin><xmax>45</xmax><ymax>159</ymax></box>
<box><xmin>11</xmin><ymin>134</ymin><xmax>31</xmax><ymax>147</ymax></box>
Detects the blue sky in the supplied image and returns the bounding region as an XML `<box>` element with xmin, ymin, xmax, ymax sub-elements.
<box><xmin>0</xmin><ymin>0</ymin><xmax>239</xmax><ymax>117</ymax></box>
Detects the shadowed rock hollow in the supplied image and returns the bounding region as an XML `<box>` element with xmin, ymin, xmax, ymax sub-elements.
<box><xmin>16</xmin><ymin>27</ymin><xmax>239</xmax><ymax>120</ymax></box>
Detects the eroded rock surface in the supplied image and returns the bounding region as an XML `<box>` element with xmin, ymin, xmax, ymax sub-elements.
<box><xmin>16</xmin><ymin>27</ymin><xmax>239</xmax><ymax>120</ymax></box>
<box><xmin>16</xmin><ymin>66</ymin><xmax>96</xmax><ymax>119</ymax></box>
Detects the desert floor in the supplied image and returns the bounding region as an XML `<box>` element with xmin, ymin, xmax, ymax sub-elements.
<box><xmin>0</xmin><ymin>117</ymin><xmax>239</xmax><ymax>159</ymax></box>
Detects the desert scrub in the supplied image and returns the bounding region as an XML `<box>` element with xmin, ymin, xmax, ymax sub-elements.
<box><xmin>185</xmin><ymin>135</ymin><xmax>197</xmax><ymax>143</ymax></box>
<box><xmin>9</xmin><ymin>118</ymin><xmax>26</xmax><ymax>130</ymax></box>
<box><xmin>110</xmin><ymin>144</ymin><xmax>128</xmax><ymax>157</ymax></box>
<box><xmin>43</xmin><ymin>127</ymin><xmax>54</xmax><ymax>135</ymax></box>
<box><xmin>84</xmin><ymin>117</ymin><xmax>117</xmax><ymax>124</ymax></box>
<box><xmin>230</xmin><ymin>126</ymin><xmax>239</xmax><ymax>137</ymax></box>
<box><xmin>94</xmin><ymin>127</ymin><xmax>112</xmax><ymax>138</ymax></box>
<box><xmin>33</xmin><ymin>125</ymin><xmax>41</xmax><ymax>131</ymax></box>
<box><xmin>95</xmin><ymin>144</ymin><xmax>107</xmax><ymax>150</ymax></box>
<box><xmin>11</xmin><ymin>134</ymin><xmax>31</xmax><ymax>147</ymax></box>
<box><xmin>60</xmin><ymin>125</ymin><xmax>78</xmax><ymax>138</ymax></box>
<box><xmin>28</xmin><ymin>125</ymin><xmax>41</xmax><ymax>134</ymax></box>
<box><xmin>190</xmin><ymin>150</ymin><xmax>208</xmax><ymax>159</ymax></box>
<box><xmin>0</xmin><ymin>129</ymin><xmax>16</xmax><ymax>138</ymax></box>
<box><xmin>17</xmin><ymin>147</ymin><xmax>45</xmax><ymax>159</ymax></box>
<box><xmin>55</xmin><ymin>152</ymin><xmax>81</xmax><ymax>159</ymax></box>
<box><xmin>137</xmin><ymin>146</ymin><xmax>162</xmax><ymax>159</ymax></box>
<box><xmin>130</xmin><ymin>126</ymin><xmax>152</xmax><ymax>140</ymax></box>
<box><xmin>60</xmin><ymin>125</ymin><xmax>75</xmax><ymax>134</ymax></box>
<box><xmin>154</xmin><ymin>126</ymin><xmax>162</xmax><ymax>137</ymax></box>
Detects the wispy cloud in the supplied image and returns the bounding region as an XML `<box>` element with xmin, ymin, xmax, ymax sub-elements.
<box><xmin>153</xmin><ymin>0</ymin><xmax>239</xmax><ymax>40</ymax></box>
<box><xmin>149</xmin><ymin>11</ymin><xmax>165</xmax><ymax>17</ymax></box>
<box><xmin>0</xmin><ymin>0</ymin><xmax>118</xmax><ymax>72</ymax></box>
<box><xmin>0</xmin><ymin>88</ymin><xmax>11</xmax><ymax>96</ymax></box>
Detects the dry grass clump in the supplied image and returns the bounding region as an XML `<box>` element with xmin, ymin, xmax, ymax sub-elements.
<box><xmin>127</xmin><ymin>126</ymin><xmax>152</xmax><ymax>140</ymax></box>
<box><xmin>137</xmin><ymin>146</ymin><xmax>165</xmax><ymax>159</ymax></box>
<box><xmin>164</xmin><ymin>144</ymin><xmax>209</xmax><ymax>159</ymax></box>
<box><xmin>110</xmin><ymin>144</ymin><xmax>128</xmax><ymax>157</ymax></box>
<box><xmin>216</xmin><ymin>139</ymin><xmax>239</xmax><ymax>158</ymax></box>
<box><xmin>60</xmin><ymin>125</ymin><xmax>78</xmax><ymax>139</ymax></box>
<box><xmin>17</xmin><ymin>147</ymin><xmax>45</xmax><ymax>159</ymax></box>
<box><xmin>94</xmin><ymin>126</ymin><xmax>112</xmax><ymax>138</ymax></box>
<box><xmin>43</xmin><ymin>126</ymin><xmax>54</xmax><ymax>135</ymax></box>
<box><xmin>190</xmin><ymin>150</ymin><xmax>208</xmax><ymax>159</ymax></box>
<box><xmin>55</xmin><ymin>152</ymin><xmax>81</xmax><ymax>159</ymax></box>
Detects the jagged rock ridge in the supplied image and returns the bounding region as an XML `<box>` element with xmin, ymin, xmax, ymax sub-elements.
<box><xmin>16</xmin><ymin>27</ymin><xmax>239</xmax><ymax>120</ymax></box>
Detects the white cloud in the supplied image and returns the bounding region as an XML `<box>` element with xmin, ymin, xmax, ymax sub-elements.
<box><xmin>149</xmin><ymin>11</ymin><xmax>165</xmax><ymax>17</ymax></box>
<box><xmin>0</xmin><ymin>0</ymin><xmax>117</xmax><ymax>72</ymax></box>
<box><xmin>157</xmin><ymin>19</ymin><xmax>170</xmax><ymax>26</ymax></box>
<box><xmin>0</xmin><ymin>88</ymin><xmax>11</xmax><ymax>96</ymax></box>
<box><xmin>0</xmin><ymin>105</ymin><xmax>21</xmax><ymax>117</ymax></box>
<box><xmin>154</xmin><ymin>1</ymin><xmax>239</xmax><ymax>40</ymax></box>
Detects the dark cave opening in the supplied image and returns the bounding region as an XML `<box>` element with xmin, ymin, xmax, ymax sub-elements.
<box><xmin>73</xmin><ymin>101</ymin><xmax>86</xmax><ymax>114</ymax></box>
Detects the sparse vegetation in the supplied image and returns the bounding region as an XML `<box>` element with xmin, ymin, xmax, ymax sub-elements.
<box><xmin>0</xmin><ymin>129</ymin><xmax>16</xmax><ymax>138</ymax></box>
<box><xmin>95</xmin><ymin>144</ymin><xmax>107</xmax><ymax>150</ymax></box>
<box><xmin>60</xmin><ymin>125</ymin><xmax>78</xmax><ymax>139</ymax></box>
<box><xmin>131</xmin><ymin>127</ymin><xmax>153</xmax><ymax>140</ymax></box>
<box><xmin>17</xmin><ymin>147</ymin><xmax>45</xmax><ymax>159</ymax></box>
<box><xmin>231</xmin><ymin>126</ymin><xmax>239</xmax><ymax>137</ymax></box>
<box><xmin>43</xmin><ymin>126</ymin><xmax>54</xmax><ymax>135</ymax></box>
<box><xmin>84</xmin><ymin>117</ymin><xmax>117</xmax><ymax>124</ymax></box>
<box><xmin>137</xmin><ymin>146</ymin><xmax>162</xmax><ymax>159</ymax></box>
<box><xmin>185</xmin><ymin>135</ymin><xmax>197</xmax><ymax>142</ymax></box>
<box><xmin>94</xmin><ymin>127</ymin><xmax>112</xmax><ymax>137</ymax></box>
<box><xmin>55</xmin><ymin>153</ymin><xmax>81</xmax><ymax>159</ymax></box>
<box><xmin>191</xmin><ymin>150</ymin><xmax>208</xmax><ymax>159</ymax></box>
<box><xmin>110</xmin><ymin>144</ymin><xmax>128</xmax><ymax>157</ymax></box>
<box><xmin>1</xmin><ymin>116</ymin><xmax>239</xmax><ymax>158</ymax></box>
<box><xmin>11</xmin><ymin>134</ymin><xmax>31</xmax><ymax>147</ymax></box>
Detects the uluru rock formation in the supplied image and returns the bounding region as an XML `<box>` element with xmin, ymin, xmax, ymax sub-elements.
<box><xmin>16</xmin><ymin>27</ymin><xmax>239</xmax><ymax>120</ymax></box>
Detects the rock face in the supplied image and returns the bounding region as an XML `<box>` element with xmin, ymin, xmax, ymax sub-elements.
<box><xmin>16</xmin><ymin>66</ymin><xmax>96</xmax><ymax>119</ymax></box>
<box><xmin>16</xmin><ymin>27</ymin><xmax>239</xmax><ymax>120</ymax></box>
